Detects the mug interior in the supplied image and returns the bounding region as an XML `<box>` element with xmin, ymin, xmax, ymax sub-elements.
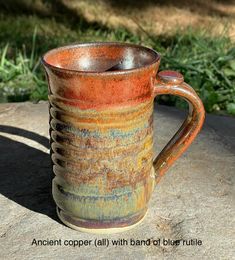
<box><xmin>42</xmin><ymin>42</ymin><xmax>160</xmax><ymax>73</ymax></box>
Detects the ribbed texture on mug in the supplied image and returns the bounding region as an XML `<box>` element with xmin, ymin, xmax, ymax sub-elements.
<box><xmin>49</xmin><ymin>96</ymin><xmax>155</xmax><ymax>223</ymax></box>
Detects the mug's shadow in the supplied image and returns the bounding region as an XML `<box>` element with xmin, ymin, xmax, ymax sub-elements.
<box><xmin>0</xmin><ymin>125</ymin><xmax>58</xmax><ymax>221</ymax></box>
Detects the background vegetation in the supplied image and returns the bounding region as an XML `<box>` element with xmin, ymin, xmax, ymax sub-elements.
<box><xmin>0</xmin><ymin>0</ymin><xmax>235</xmax><ymax>115</ymax></box>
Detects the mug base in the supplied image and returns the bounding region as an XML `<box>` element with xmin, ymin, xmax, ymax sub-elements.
<box><xmin>56</xmin><ymin>207</ymin><xmax>148</xmax><ymax>234</ymax></box>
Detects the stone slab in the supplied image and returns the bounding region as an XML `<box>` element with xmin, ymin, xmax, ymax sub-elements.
<box><xmin>0</xmin><ymin>101</ymin><xmax>234</xmax><ymax>259</ymax></box>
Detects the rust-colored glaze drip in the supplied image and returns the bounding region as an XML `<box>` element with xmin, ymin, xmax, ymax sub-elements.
<box><xmin>42</xmin><ymin>43</ymin><xmax>205</xmax><ymax>233</ymax></box>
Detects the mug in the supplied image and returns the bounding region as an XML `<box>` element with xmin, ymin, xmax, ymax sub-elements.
<box><xmin>42</xmin><ymin>42</ymin><xmax>205</xmax><ymax>233</ymax></box>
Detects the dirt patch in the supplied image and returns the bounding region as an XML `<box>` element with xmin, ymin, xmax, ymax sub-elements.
<box><xmin>2</xmin><ymin>0</ymin><xmax>234</xmax><ymax>39</ymax></box>
<box><xmin>65</xmin><ymin>0</ymin><xmax>235</xmax><ymax>39</ymax></box>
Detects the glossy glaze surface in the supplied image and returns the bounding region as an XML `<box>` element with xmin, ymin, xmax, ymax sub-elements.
<box><xmin>42</xmin><ymin>43</ymin><xmax>205</xmax><ymax>232</ymax></box>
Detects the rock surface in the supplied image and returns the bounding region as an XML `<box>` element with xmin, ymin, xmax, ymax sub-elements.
<box><xmin>0</xmin><ymin>101</ymin><xmax>234</xmax><ymax>259</ymax></box>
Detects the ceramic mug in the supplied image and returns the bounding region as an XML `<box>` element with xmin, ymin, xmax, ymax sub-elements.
<box><xmin>42</xmin><ymin>42</ymin><xmax>205</xmax><ymax>233</ymax></box>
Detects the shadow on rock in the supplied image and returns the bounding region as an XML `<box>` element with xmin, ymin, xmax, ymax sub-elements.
<box><xmin>0</xmin><ymin>125</ymin><xmax>57</xmax><ymax>221</ymax></box>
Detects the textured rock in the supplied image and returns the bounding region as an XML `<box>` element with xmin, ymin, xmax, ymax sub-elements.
<box><xmin>0</xmin><ymin>101</ymin><xmax>234</xmax><ymax>259</ymax></box>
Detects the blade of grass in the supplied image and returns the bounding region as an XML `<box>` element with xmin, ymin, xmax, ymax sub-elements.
<box><xmin>30</xmin><ymin>26</ymin><xmax>37</xmax><ymax>69</ymax></box>
<box><xmin>0</xmin><ymin>43</ymin><xmax>8</xmax><ymax>67</ymax></box>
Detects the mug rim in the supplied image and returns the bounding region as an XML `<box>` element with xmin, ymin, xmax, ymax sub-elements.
<box><xmin>41</xmin><ymin>42</ymin><xmax>161</xmax><ymax>75</ymax></box>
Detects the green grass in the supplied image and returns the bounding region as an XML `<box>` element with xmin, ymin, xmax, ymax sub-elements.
<box><xmin>0</xmin><ymin>13</ymin><xmax>235</xmax><ymax>115</ymax></box>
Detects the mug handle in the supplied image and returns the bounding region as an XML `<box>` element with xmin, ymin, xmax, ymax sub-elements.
<box><xmin>153</xmin><ymin>70</ymin><xmax>205</xmax><ymax>183</ymax></box>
